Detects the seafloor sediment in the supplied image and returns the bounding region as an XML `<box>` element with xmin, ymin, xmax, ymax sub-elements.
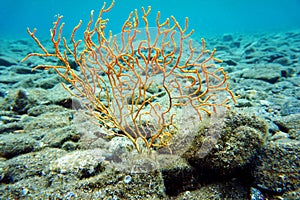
<box><xmin>0</xmin><ymin>30</ymin><xmax>299</xmax><ymax>199</ymax></box>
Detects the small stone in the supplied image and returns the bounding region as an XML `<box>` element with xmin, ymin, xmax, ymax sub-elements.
<box><xmin>123</xmin><ymin>175</ymin><xmax>132</xmax><ymax>184</ymax></box>
<box><xmin>50</xmin><ymin>149</ymin><xmax>106</xmax><ymax>178</ymax></box>
<box><xmin>223</xmin><ymin>59</ymin><xmax>237</xmax><ymax>66</ymax></box>
<box><xmin>274</xmin><ymin>57</ymin><xmax>290</xmax><ymax>66</ymax></box>
<box><xmin>230</xmin><ymin>41</ymin><xmax>240</xmax><ymax>48</ymax></box>
<box><xmin>244</xmin><ymin>47</ymin><xmax>255</xmax><ymax>54</ymax></box>
<box><xmin>0</xmin><ymin>56</ymin><xmax>17</xmax><ymax>66</ymax></box>
<box><xmin>222</xmin><ymin>34</ymin><xmax>233</xmax><ymax>42</ymax></box>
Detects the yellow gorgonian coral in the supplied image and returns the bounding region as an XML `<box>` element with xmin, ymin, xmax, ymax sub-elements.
<box><xmin>23</xmin><ymin>1</ymin><xmax>236</xmax><ymax>152</ymax></box>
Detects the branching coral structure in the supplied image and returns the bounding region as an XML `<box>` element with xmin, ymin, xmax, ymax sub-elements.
<box><xmin>23</xmin><ymin>1</ymin><xmax>236</xmax><ymax>153</ymax></box>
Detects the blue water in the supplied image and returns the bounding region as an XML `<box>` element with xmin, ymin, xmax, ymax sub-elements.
<box><xmin>1</xmin><ymin>0</ymin><xmax>300</xmax><ymax>39</ymax></box>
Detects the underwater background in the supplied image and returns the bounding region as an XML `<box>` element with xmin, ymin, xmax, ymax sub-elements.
<box><xmin>1</xmin><ymin>0</ymin><xmax>300</xmax><ymax>39</ymax></box>
<box><xmin>0</xmin><ymin>0</ymin><xmax>300</xmax><ymax>199</ymax></box>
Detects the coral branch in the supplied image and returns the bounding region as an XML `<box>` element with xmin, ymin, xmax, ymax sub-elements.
<box><xmin>23</xmin><ymin>1</ymin><xmax>236</xmax><ymax>152</ymax></box>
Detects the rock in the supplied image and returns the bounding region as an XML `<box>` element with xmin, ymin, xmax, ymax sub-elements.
<box><xmin>235</xmin><ymin>98</ymin><xmax>253</xmax><ymax>107</ymax></box>
<box><xmin>222</xmin><ymin>34</ymin><xmax>233</xmax><ymax>42</ymax></box>
<box><xmin>230</xmin><ymin>41</ymin><xmax>240</xmax><ymax>48</ymax></box>
<box><xmin>0</xmin><ymin>121</ymin><xmax>24</xmax><ymax>134</ymax></box>
<box><xmin>24</xmin><ymin>110</ymin><xmax>79</xmax><ymax>149</ymax></box>
<box><xmin>41</xmin><ymin>126</ymin><xmax>80</xmax><ymax>148</ymax></box>
<box><xmin>1</xmin><ymin>176</ymin><xmax>51</xmax><ymax>199</ymax></box>
<box><xmin>173</xmin><ymin>180</ymin><xmax>249</xmax><ymax>199</ymax></box>
<box><xmin>61</xmin><ymin>141</ymin><xmax>79</xmax><ymax>151</ymax></box>
<box><xmin>36</xmin><ymin>76</ymin><xmax>61</xmax><ymax>89</ymax></box>
<box><xmin>252</xmin><ymin>139</ymin><xmax>300</xmax><ymax>193</ymax></box>
<box><xmin>0</xmin><ymin>56</ymin><xmax>17</xmax><ymax>66</ymax></box>
<box><xmin>183</xmin><ymin>110</ymin><xmax>267</xmax><ymax>175</ymax></box>
<box><xmin>11</xmin><ymin>66</ymin><xmax>33</xmax><ymax>74</ymax></box>
<box><xmin>46</xmin><ymin>84</ymin><xmax>72</xmax><ymax>107</ymax></box>
<box><xmin>250</xmin><ymin>187</ymin><xmax>265</xmax><ymax>200</ymax></box>
<box><xmin>280</xmin><ymin>100</ymin><xmax>300</xmax><ymax>116</ymax></box>
<box><xmin>49</xmin><ymin>149</ymin><xmax>107</xmax><ymax>179</ymax></box>
<box><xmin>244</xmin><ymin>47</ymin><xmax>255</xmax><ymax>54</ymax></box>
<box><xmin>161</xmin><ymin>157</ymin><xmax>200</xmax><ymax>196</ymax></box>
<box><xmin>270</xmin><ymin>131</ymin><xmax>290</xmax><ymax>141</ymax></box>
<box><xmin>10</xmin><ymin>89</ymin><xmax>31</xmax><ymax>114</ymax></box>
<box><xmin>25</xmin><ymin>111</ymin><xmax>72</xmax><ymax>131</ymax></box>
<box><xmin>1</xmin><ymin>148</ymin><xmax>66</xmax><ymax>183</ymax></box>
<box><xmin>273</xmin><ymin>57</ymin><xmax>290</xmax><ymax>66</ymax></box>
<box><xmin>0</xmin><ymin>134</ymin><xmax>39</xmax><ymax>158</ymax></box>
<box><xmin>266</xmin><ymin>52</ymin><xmax>285</xmax><ymax>63</ymax></box>
<box><xmin>0</xmin><ymin>25</ymin><xmax>300</xmax><ymax>200</ymax></box>
<box><xmin>223</xmin><ymin>59</ymin><xmax>237</xmax><ymax>66</ymax></box>
<box><xmin>0</xmin><ymin>88</ymin><xmax>49</xmax><ymax>114</ymax></box>
<box><xmin>215</xmin><ymin>45</ymin><xmax>231</xmax><ymax>52</ymax></box>
<box><xmin>241</xmin><ymin>65</ymin><xmax>281</xmax><ymax>84</ymax></box>
<box><xmin>27</xmin><ymin>104</ymin><xmax>68</xmax><ymax>116</ymax></box>
<box><xmin>71</xmin><ymin>168</ymin><xmax>166</xmax><ymax>199</ymax></box>
<box><xmin>274</xmin><ymin>114</ymin><xmax>300</xmax><ymax>139</ymax></box>
<box><xmin>1</xmin><ymin>147</ymin><xmax>167</xmax><ymax>199</ymax></box>
<box><xmin>280</xmin><ymin>188</ymin><xmax>300</xmax><ymax>200</ymax></box>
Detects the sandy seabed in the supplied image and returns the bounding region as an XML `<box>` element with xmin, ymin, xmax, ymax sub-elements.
<box><xmin>0</xmin><ymin>29</ymin><xmax>299</xmax><ymax>199</ymax></box>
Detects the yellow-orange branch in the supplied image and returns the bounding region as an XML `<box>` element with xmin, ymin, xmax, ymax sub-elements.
<box><xmin>23</xmin><ymin>1</ymin><xmax>236</xmax><ymax>153</ymax></box>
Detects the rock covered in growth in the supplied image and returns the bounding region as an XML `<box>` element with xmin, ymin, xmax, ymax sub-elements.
<box><xmin>169</xmin><ymin>180</ymin><xmax>249</xmax><ymax>200</ymax></box>
<box><xmin>274</xmin><ymin>113</ymin><xmax>300</xmax><ymax>140</ymax></box>
<box><xmin>1</xmin><ymin>148</ymin><xmax>66</xmax><ymax>184</ymax></box>
<box><xmin>49</xmin><ymin>149</ymin><xmax>107</xmax><ymax>179</ymax></box>
<box><xmin>0</xmin><ymin>56</ymin><xmax>18</xmax><ymax>67</ymax></box>
<box><xmin>161</xmin><ymin>157</ymin><xmax>200</xmax><ymax>196</ymax></box>
<box><xmin>251</xmin><ymin>139</ymin><xmax>300</xmax><ymax>193</ymax></box>
<box><xmin>73</xmin><ymin>168</ymin><xmax>166</xmax><ymax>199</ymax></box>
<box><xmin>183</xmin><ymin>110</ymin><xmax>267</xmax><ymax>175</ymax></box>
<box><xmin>0</xmin><ymin>84</ymin><xmax>72</xmax><ymax>115</ymax></box>
<box><xmin>0</xmin><ymin>134</ymin><xmax>39</xmax><ymax>159</ymax></box>
<box><xmin>0</xmin><ymin>147</ymin><xmax>167</xmax><ymax>199</ymax></box>
<box><xmin>0</xmin><ymin>89</ymin><xmax>36</xmax><ymax>114</ymax></box>
<box><xmin>240</xmin><ymin>64</ymin><xmax>282</xmax><ymax>84</ymax></box>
